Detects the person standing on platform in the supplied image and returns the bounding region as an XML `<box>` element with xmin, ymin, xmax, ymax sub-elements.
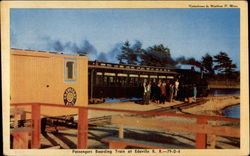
<box><xmin>169</xmin><ymin>83</ymin><xmax>174</xmax><ymax>103</ymax></box>
<box><xmin>155</xmin><ymin>81</ymin><xmax>161</xmax><ymax>104</ymax></box>
<box><xmin>188</xmin><ymin>84</ymin><xmax>194</xmax><ymax>104</ymax></box>
<box><xmin>165</xmin><ymin>80</ymin><xmax>170</xmax><ymax>102</ymax></box>
<box><xmin>193</xmin><ymin>84</ymin><xmax>197</xmax><ymax>102</ymax></box>
<box><xmin>151</xmin><ymin>82</ymin><xmax>157</xmax><ymax>103</ymax></box>
<box><xmin>143</xmin><ymin>82</ymin><xmax>147</xmax><ymax>104</ymax></box>
<box><xmin>145</xmin><ymin>82</ymin><xmax>151</xmax><ymax>105</ymax></box>
<box><xmin>174</xmin><ymin>79</ymin><xmax>179</xmax><ymax>100</ymax></box>
<box><xmin>160</xmin><ymin>82</ymin><xmax>166</xmax><ymax>104</ymax></box>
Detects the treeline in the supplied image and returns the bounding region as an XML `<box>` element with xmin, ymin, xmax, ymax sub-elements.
<box><xmin>117</xmin><ymin>41</ymin><xmax>239</xmax><ymax>80</ymax></box>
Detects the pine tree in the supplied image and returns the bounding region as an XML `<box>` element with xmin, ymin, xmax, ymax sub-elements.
<box><xmin>201</xmin><ymin>53</ymin><xmax>214</xmax><ymax>76</ymax></box>
<box><xmin>214</xmin><ymin>51</ymin><xmax>237</xmax><ymax>76</ymax></box>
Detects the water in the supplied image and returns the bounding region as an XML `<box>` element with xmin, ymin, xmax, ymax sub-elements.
<box><xmin>209</xmin><ymin>88</ymin><xmax>240</xmax><ymax>119</ymax></box>
<box><xmin>105</xmin><ymin>97</ymin><xmax>142</xmax><ymax>103</ymax></box>
<box><xmin>222</xmin><ymin>104</ymin><xmax>240</xmax><ymax>119</ymax></box>
<box><xmin>209</xmin><ymin>88</ymin><xmax>240</xmax><ymax>96</ymax></box>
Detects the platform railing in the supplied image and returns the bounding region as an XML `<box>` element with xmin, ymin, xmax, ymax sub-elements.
<box><xmin>10</xmin><ymin>103</ymin><xmax>240</xmax><ymax>149</ymax></box>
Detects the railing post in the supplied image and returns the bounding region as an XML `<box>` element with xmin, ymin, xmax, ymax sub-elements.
<box><xmin>32</xmin><ymin>103</ymin><xmax>41</xmax><ymax>149</ymax></box>
<box><xmin>77</xmin><ymin>107</ymin><xmax>88</xmax><ymax>149</ymax></box>
<box><xmin>196</xmin><ymin>118</ymin><xmax>208</xmax><ymax>149</ymax></box>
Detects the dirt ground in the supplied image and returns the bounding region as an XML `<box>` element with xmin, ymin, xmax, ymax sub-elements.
<box><xmin>39</xmin><ymin>95</ymin><xmax>240</xmax><ymax>149</ymax></box>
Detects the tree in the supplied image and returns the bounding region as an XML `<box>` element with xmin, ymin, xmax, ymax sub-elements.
<box><xmin>186</xmin><ymin>58</ymin><xmax>202</xmax><ymax>68</ymax></box>
<box><xmin>117</xmin><ymin>41</ymin><xmax>142</xmax><ymax>65</ymax></box>
<box><xmin>213</xmin><ymin>51</ymin><xmax>237</xmax><ymax>76</ymax></box>
<box><xmin>140</xmin><ymin>44</ymin><xmax>176</xmax><ymax>67</ymax></box>
<box><xmin>201</xmin><ymin>53</ymin><xmax>214</xmax><ymax>76</ymax></box>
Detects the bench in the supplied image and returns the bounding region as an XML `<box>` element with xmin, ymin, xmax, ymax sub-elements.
<box><xmin>102</xmin><ymin>115</ymin><xmax>240</xmax><ymax>149</ymax></box>
<box><xmin>102</xmin><ymin>137</ymin><xmax>192</xmax><ymax>149</ymax></box>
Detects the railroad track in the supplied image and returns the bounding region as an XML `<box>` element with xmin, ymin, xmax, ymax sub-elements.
<box><xmin>148</xmin><ymin>98</ymin><xmax>208</xmax><ymax>113</ymax></box>
<box><xmin>87</xmin><ymin>98</ymin><xmax>208</xmax><ymax>126</ymax></box>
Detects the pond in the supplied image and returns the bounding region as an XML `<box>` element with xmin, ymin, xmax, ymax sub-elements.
<box><xmin>209</xmin><ymin>88</ymin><xmax>240</xmax><ymax>96</ymax></box>
<box><xmin>222</xmin><ymin>104</ymin><xmax>240</xmax><ymax>119</ymax></box>
<box><xmin>209</xmin><ymin>89</ymin><xmax>240</xmax><ymax>119</ymax></box>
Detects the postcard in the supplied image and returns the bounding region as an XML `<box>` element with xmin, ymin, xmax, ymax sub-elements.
<box><xmin>1</xmin><ymin>1</ymin><xmax>249</xmax><ymax>156</ymax></box>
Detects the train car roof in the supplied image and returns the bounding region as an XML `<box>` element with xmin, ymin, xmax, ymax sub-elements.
<box><xmin>88</xmin><ymin>60</ymin><xmax>178</xmax><ymax>74</ymax></box>
<box><xmin>11</xmin><ymin>48</ymin><xmax>87</xmax><ymax>57</ymax></box>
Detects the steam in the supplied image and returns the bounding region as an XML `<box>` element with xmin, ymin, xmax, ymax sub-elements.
<box><xmin>12</xmin><ymin>35</ymin><xmax>122</xmax><ymax>62</ymax></box>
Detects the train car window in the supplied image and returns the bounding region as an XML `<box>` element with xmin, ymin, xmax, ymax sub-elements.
<box><xmin>96</xmin><ymin>72</ymin><xmax>103</xmax><ymax>76</ymax></box>
<box><xmin>118</xmin><ymin>73</ymin><xmax>128</xmax><ymax>77</ymax></box>
<box><xmin>119</xmin><ymin>77</ymin><xmax>126</xmax><ymax>86</ymax></box>
<box><xmin>140</xmin><ymin>75</ymin><xmax>148</xmax><ymax>78</ymax></box>
<box><xmin>65</xmin><ymin>59</ymin><xmax>76</xmax><ymax>81</ymax></box>
<box><xmin>129</xmin><ymin>74</ymin><xmax>138</xmax><ymax>77</ymax></box>
<box><xmin>109</xmin><ymin>77</ymin><xmax>114</xmax><ymax>86</ymax></box>
<box><xmin>119</xmin><ymin>65</ymin><xmax>124</xmax><ymax>68</ymax></box>
<box><xmin>67</xmin><ymin>62</ymin><xmax>74</xmax><ymax>79</ymax></box>
<box><xmin>103</xmin><ymin>76</ymin><xmax>108</xmax><ymax>86</ymax></box>
<box><xmin>167</xmin><ymin>76</ymin><xmax>174</xmax><ymax>79</ymax></box>
<box><xmin>129</xmin><ymin>77</ymin><xmax>135</xmax><ymax>86</ymax></box>
<box><xmin>96</xmin><ymin>75</ymin><xmax>103</xmax><ymax>85</ymax></box>
<box><xmin>159</xmin><ymin>76</ymin><xmax>166</xmax><ymax>79</ymax></box>
<box><xmin>134</xmin><ymin>77</ymin><xmax>139</xmax><ymax>86</ymax></box>
<box><xmin>104</xmin><ymin>72</ymin><xmax>116</xmax><ymax>76</ymax></box>
<box><xmin>150</xmin><ymin>75</ymin><xmax>157</xmax><ymax>79</ymax></box>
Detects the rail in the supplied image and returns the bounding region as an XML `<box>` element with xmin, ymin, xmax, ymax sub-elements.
<box><xmin>10</xmin><ymin>103</ymin><xmax>240</xmax><ymax>149</ymax></box>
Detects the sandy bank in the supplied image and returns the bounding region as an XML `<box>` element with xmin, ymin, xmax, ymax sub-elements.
<box><xmin>183</xmin><ymin>95</ymin><xmax>240</xmax><ymax>116</ymax></box>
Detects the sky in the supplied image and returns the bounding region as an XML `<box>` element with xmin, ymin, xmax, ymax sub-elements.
<box><xmin>10</xmin><ymin>8</ymin><xmax>240</xmax><ymax>69</ymax></box>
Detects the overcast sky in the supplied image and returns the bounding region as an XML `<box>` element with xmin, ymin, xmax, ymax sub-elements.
<box><xmin>11</xmin><ymin>8</ymin><xmax>240</xmax><ymax>69</ymax></box>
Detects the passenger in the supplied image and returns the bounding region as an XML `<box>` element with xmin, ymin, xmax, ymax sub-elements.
<box><xmin>174</xmin><ymin>79</ymin><xmax>179</xmax><ymax>100</ymax></box>
<box><xmin>188</xmin><ymin>84</ymin><xmax>194</xmax><ymax>104</ymax></box>
<box><xmin>184</xmin><ymin>84</ymin><xmax>189</xmax><ymax>102</ymax></box>
<box><xmin>155</xmin><ymin>81</ymin><xmax>161</xmax><ymax>104</ymax></box>
<box><xmin>193</xmin><ymin>84</ymin><xmax>197</xmax><ymax>102</ymax></box>
<box><xmin>160</xmin><ymin>82</ymin><xmax>166</xmax><ymax>104</ymax></box>
<box><xmin>178</xmin><ymin>83</ymin><xmax>185</xmax><ymax>101</ymax></box>
<box><xmin>143</xmin><ymin>82</ymin><xmax>147</xmax><ymax>104</ymax></box>
<box><xmin>145</xmin><ymin>82</ymin><xmax>151</xmax><ymax>105</ymax></box>
<box><xmin>151</xmin><ymin>82</ymin><xmax>157</xmax><ymax>103</ymax></box>
<box><xmin>165</xmin><ymin>80</ymin><xmax>170</xmax><ymax>102</ymax></box>
<box><xmin>169</xmin><ymin>83</ymin><xmax>174</xmax><ymax>103</ymax></box>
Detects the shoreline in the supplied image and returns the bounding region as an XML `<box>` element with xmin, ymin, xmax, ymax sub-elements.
<box><xmin>219</xmin><ymin>103</ymin><xmax>240</xmax><ymax>117</ymax></box>
<box><xmin>182</xmin><ymin>95</ymin><xmax>240</xmax><ymax>117</ymax></box>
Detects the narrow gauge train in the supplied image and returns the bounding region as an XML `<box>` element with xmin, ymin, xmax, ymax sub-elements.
<box><xmin>88</xmin><ymin>61</ymin><xmax>208</xmax><ymax>103</ymax></box>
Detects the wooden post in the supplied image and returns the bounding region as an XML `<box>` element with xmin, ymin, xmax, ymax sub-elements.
<box><xmin>210</xmin><ymin>135</ymin><xmax>216</xmax><ymax>149</ymax></box>
<box><xmin>195</xmin><ymin>118</ymin><xmax>208</xmax><ymax>149</ymax></box>
<box><xmin>32</xmin><ymin>104</ymin><xmax>41</xmax><ymax>149</ymax></box>
<box><xmin>119</xmin><ymin>124</ymin><xmax>124</xmax><ymax>139</ymax></box>
<box><xmin>77</xmin><ymin>108</ymin><xmax>88</xmax><ymax>149</ymax></box>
